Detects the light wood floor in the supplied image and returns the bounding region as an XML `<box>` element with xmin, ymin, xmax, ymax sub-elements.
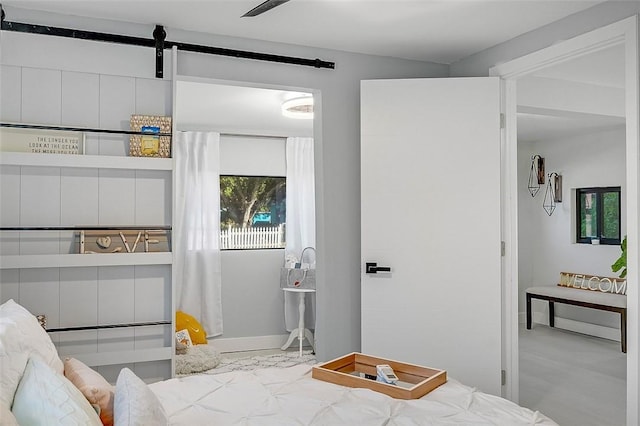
<box><xmin>519</xmin><ymin>323</ymin><xmax>626</xmax><ymax>426</ymax></box>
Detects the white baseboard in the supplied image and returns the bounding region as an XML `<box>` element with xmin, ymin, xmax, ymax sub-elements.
<box><xmin>208</xmin><ymin>334</ymin><xmax>311</xmax><ymax>353</ymax></box>
<box><xmin>518</xmin><ymin>312</ymin><xmax>620</xmax><ymax>342</ymax></box>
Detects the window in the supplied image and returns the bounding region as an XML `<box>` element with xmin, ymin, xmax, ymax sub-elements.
<box><xmin>576</xmin><ymin>187</ymin><xmax>620</xmax><ymax>245</ymax></box>
<box><xmin>220</xmin><ymin>176</ymin><xmax>286</xmax><ymax>249</ymax></box>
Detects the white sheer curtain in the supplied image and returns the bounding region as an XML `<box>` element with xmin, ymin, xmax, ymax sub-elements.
<box><xmin>284</xmin><ymin>137</ymin><xmax>316</xmax><ymax>331</ymax></box>
<box><xmin>174</xmin><ymin>131</ymin><xmax>223</xmax><ymax>338</ymax></box>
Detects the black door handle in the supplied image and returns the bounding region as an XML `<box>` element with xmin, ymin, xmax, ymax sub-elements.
<box><xmin>366</xmin><ymin>262</ymin><xmax>391</xmax><ymax>274</ymax></box>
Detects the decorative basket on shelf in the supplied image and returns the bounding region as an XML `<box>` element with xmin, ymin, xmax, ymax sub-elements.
<box><xmin>129</xmin><ymin>115</ymin><xmax>172</xmax><ymax>157</ymax></box>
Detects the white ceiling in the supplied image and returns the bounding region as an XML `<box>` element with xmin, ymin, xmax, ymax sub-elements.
<box><xmin>2</xmin><ymin>0</ymin><xmax>604</xmax><ymax>64</ymax></box>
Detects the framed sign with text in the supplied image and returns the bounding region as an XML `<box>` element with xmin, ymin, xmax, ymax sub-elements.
<box><xmin>0</xmin><ymin>127</ymin><xmax>82</xmax><ymax>154</ymax></box>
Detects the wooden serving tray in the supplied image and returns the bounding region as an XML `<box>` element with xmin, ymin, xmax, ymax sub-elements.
<box><xmin>312</xmin><ymin>352</ymin><xmax>447</xmax><ymax>400</ymax></box>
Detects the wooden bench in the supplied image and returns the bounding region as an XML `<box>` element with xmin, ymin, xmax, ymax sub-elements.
<box><xmin>526</xmin><ymin>272</ymin><xmax>627</xmax><ymax>353</ymax></box>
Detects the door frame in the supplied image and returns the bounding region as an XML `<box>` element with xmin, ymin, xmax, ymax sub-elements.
<box><xmin>490</xmin><ymin>16</ymin><xmax>639</xmax><ymax>424</ymax></box>
<box><xmin>171</xmin><ymin>50</ymin><xmax>325</xmax><ymax>355</ymax></box>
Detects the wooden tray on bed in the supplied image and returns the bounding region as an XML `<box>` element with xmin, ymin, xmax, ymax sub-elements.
<box><xmin>312</xmin><ymin>352</ymin><xmax>447</xmax><ymax>400</ymax></box>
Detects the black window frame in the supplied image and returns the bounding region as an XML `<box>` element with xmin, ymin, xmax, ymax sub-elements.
<box><xmin>575</xmin><ymin>186</ymin><xmax>621</xmax><ymax>245</ymax></box>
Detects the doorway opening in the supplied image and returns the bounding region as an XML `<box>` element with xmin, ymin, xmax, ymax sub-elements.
<box><xmin>516</xmin><ymin>44</ymin><xmax>626</xmax><ymax>426</ymax></box>
<box><xmin>492</xmin><ymin>15</ymin><xmax>638</xmax><ymax>426</ymax></box>
<box><xmin>173</xmin><ymin>76</ymin><xmax>321</xmax><ymax>355</ymax></box>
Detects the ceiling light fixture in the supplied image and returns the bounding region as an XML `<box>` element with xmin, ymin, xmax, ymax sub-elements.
<box><xmin>282</xmin><ymin>97</ymin><xmax>314</xmax><ymax>119</ymax></box>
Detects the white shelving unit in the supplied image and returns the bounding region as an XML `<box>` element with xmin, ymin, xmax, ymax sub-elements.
<box><xmin>74</xmin><ymin>347</ymin><xmax>173</xmax><ymax>368</ymax></box>
<box><xmin>0</xmin><ymin>252</ymin><xmax>173</xmax><ymax>269</ymax></box>
<box><xmin>0</xmin><ymin>123</ymin><xmax>175</xmax><ymax>381</ymax></box>
<box><xmin>0</xmin><ymin>151</ymin><xmax>172</xmax><ymax>170</ymax></box>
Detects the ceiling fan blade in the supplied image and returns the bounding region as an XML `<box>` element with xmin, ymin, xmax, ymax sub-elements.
<box><xmin>242</xmin><ymin>0</ymin><xmax>291</xmax><ymax>17</ymax></box>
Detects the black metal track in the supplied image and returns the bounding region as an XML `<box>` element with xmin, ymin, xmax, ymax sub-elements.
<box><xmin>46</xmin><ymin>320</ymin><xmax>171</xmax><ymax>332</ymax></box>
<box><xmin>1</xmin><ymin>122</ymin><xmax>172</xmax><ymax>137</ymax></box>
<box><xmin>0</xmin><ymin>10</ymin><xmax>335</xmax><ymax>72</ymax></box>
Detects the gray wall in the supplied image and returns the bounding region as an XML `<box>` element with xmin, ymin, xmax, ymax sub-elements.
<box><xmin>450</xmin><ymin>1</ymin><xmax>640</xmax><ymax>77</ymax></box>
<box><xmin>1</xmin><ymin>6</ymin><xmax>448</xmax><ymax>362</ymax></box>
<box><xmin>172</xmin><ymin>35</ymin><xmax>448</xmax><ymax>361</ymax></box>
<box><xmin>220</xmin><ymin>250</ymin><xmax>285</xmax><ymax>337</ymax></box>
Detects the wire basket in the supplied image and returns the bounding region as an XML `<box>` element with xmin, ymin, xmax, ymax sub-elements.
<box><xmin>280</xmin><ymin>267</ymin><xmax>316</xmax><ymax>290</ymax></box>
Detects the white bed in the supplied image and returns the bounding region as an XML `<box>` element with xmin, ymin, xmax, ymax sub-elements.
<box><xmin>0</xmin><ymin>299</ymin><xmax>557</xmax><ymax>425</ymax></box>
<box><xmin>151</xmin><ymin>364</ymin><xmax>557</xmax><ymax>425</ymax></box>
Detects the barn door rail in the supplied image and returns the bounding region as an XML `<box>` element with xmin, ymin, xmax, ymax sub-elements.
<box><xmin>0</xmin><ymin>6</ymin><xmax>336</xmax><ymax>77</ymax></box>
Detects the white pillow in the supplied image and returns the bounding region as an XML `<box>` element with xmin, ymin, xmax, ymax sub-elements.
<box><xmin>0</xmin><ymin>299</ymin><xmax>64</xmax><ymax>409</ymax></box>
<box><xmin>114</xmin><ymin>368</ymin><xmax>168</xmax><ymax>426</ymax></box>
<box><xmin>11</xmin><ymin>356</ymin><xmax>102</xmax><ymax>425</ymax></box>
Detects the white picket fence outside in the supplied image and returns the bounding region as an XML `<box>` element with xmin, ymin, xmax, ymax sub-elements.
<box><xmin>220</xmin><ymin>224</ymin><xmax>285</xmax><ymax>249</ymax></box>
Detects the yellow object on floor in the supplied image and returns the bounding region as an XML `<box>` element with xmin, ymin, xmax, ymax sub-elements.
<box><xmin>176</xmin><ymin>311</ymin><xmax>207</xmax><ymax>344</ymax></box>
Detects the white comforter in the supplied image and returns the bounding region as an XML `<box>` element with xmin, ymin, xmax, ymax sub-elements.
<box><xmin>150</xmin><ymin>365</ymin><xmax>557</xmax><ymax>425</ymax></box>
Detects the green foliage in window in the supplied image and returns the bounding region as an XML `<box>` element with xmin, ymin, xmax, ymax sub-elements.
<box><xmin>603</xmin><ymin>192</ymin><xmax>620</xmax><ymax>239</ymax></box>
<box><xmin>576</xmin><ymin>187</ymin><xmax>620</xmax><ymax>244</ymax></box>
<box><xmin>220</xmin><ymin>176</ymin><xmax>285</xmax><ymax>228</ymax></box>
<box><xmin>611</xmin><ymin>235</ymin><xmax>627</xmax><ymax>278</ymax></box>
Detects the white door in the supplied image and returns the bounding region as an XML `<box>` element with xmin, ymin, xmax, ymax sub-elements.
<box><xmin>361</xmin><ymin>77</ymin><xmax>503</xmax><ymax>395</ymax></box>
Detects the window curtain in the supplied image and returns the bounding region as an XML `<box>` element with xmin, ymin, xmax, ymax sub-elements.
<box><xmin>284</xmin><ymin>137</ymin><xmax>316</xmax><ymax>331</ymax></box>
<box><xmin>174</xmin><ymin>131</ymin><xmax>223</xmax><ymax>338</ymax></box>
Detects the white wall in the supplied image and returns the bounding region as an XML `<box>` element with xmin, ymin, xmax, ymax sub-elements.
<box><xmin>519</xmin><ymin>127</ymin><xmax>626</xmax><ymax>331</ymax></box>
<box><xmin>220</xmin><ymin>135</ymin><xmax>286</xmax><ymax>176</ymax></box>
<box><xmin>0</xmin><ymin>6</ymin><xmax>449</xmax><ymax>362</ymax></box>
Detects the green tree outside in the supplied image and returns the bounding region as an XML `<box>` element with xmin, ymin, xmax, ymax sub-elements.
<box><xmin>220</xmin><ymin>176</ymin><xmax>285</xmax><ymax>228</ymax></box>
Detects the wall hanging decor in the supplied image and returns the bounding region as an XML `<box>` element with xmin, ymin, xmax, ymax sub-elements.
<box><xmin>553</xmin><ymin>173</ymin><xmax>562</xmax><ymax>203</ymax></box>
<box><xmin>528</xmin><ymin>155</ymin><xmax>545</xmax><ymax>197</ymax></box>
<box><xmin>78</xmin><ymin>228</ymin><xmax>171</xmax><ymax>253</ymax></box>
<box><xmin>543</xmin><ymin>172</ymin><xmax>561</xmax><ymax>216</ymax></box>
